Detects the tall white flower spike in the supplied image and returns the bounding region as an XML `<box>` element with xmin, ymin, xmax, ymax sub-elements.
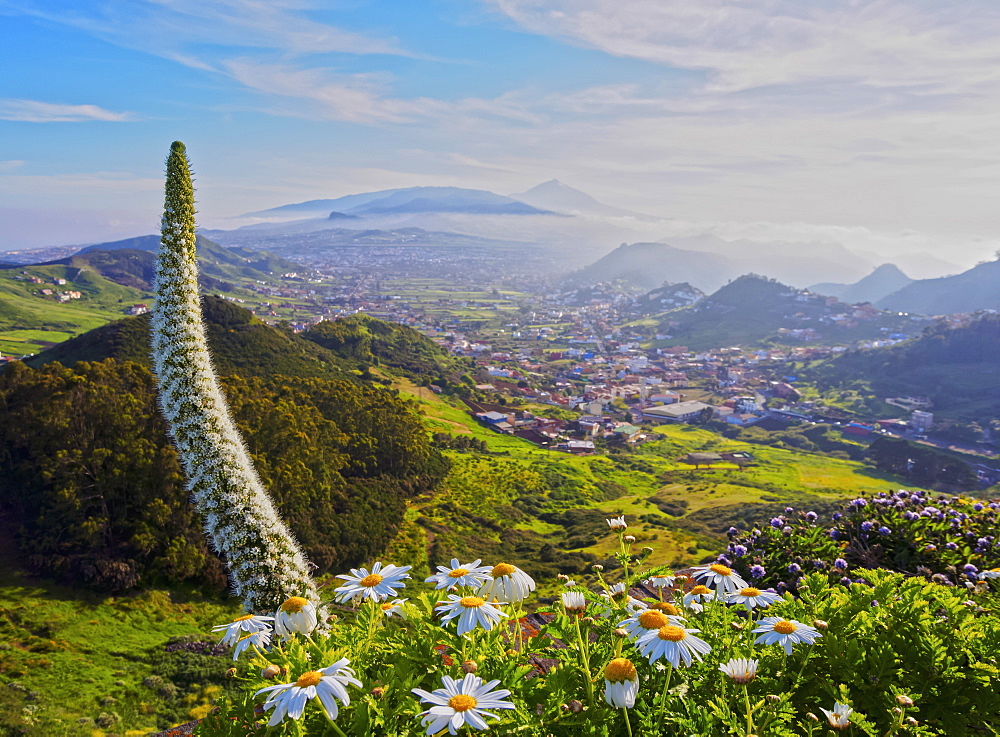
<box><xmin>151</xmin><ymin>141</ymin><xmax>320</xmax><ymax>614</ymax></box>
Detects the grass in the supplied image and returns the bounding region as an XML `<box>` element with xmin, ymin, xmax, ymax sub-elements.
<box><xmin>0</xmin><ymin>554</ymin><xmax>239</xmax><ymax>736</ymax></box>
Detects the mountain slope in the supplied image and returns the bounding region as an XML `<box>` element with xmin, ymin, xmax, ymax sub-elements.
<box><xmin>510</xmin><ymin>179</ymin><xmax>653</xmax><ymax>219</ymax></box>
<box><xmin>570</xmin><ymin>241</ymin><xmax>737</xmax><ymax>291</ymax></box>
<box><xmin>811</xmin><ymin>264</ymin><xmax>914</xmax><ymax>304</ymax></box>
<box><xmin>876</xmin><ymin>259</ymin><xmax>1000</xmax><ymax>314</ymax></box>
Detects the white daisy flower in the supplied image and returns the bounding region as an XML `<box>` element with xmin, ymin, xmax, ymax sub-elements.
<box><xmin>603</xmin><ymin>658</ymin><xmax>639</xmax><ymax>708</ymax></box>
<box><xmin>727</xmin><ymin>586</ymin><xmax>782</xmax><ymax>610</ymax></box>
<box><xmin>274</xmin><ymin>597</ymin><xmax>318</xmax><ymax>639</ymax></box>
<box><xmin>690</xmin><ymin>563</ymin><xmax>748</xmax><ymax>597</ymax></box>
<box><xmin>561</xmin><ymin>591</ymin><xmax>587</xmax><ymax>615</ymax></box>
<box><xmin>477</xmin><ymin>563</ymin><xmax>535</xmax><ymax>603</ymax></box>
<box><xmin>718</xmin><ymin>658</ymin><xmax>759</xmax><ymax>684</ymax></box>
<box><xmin>617</xmin><ymin>605</ymin><xmax>685</xmax><ymax>641</ymax></box>
<box><xmin>636</xmin><ymin>624</ymin><xmax>712</xmax><ymax>668</ymax></box>
<box><xmin>436</xmin><ymin>595</ymin><xmax>508</xmax><ymax>635</ymax></box>
<box><xmin>412</xmin><ymin>673</ymin><xmax>515</xmax><ymax>735</ymax></box>
<box><xmin>599</xmin><ymin>582</ymin><xmax>645</xmax><ymax>614</ymax></box>
<box><xmin>231</xmin><ymin>628</ymin><xmax>271</xmax><ymax>661</ymax></box>
<box><xmin>753</xmin><ymin>617</ymin><xmax>822</xmax><ymax>655</ymax></box>
<box><xmin>212</xmin><ymin>613</ymin><xmax>273</xmax><ymax>647</ymax></box>
<box><xmin>254</xmin><ymin>658</ymin><xmax>361</xmax><ymax>727</ymax></box>
<box><xmin>379</xmin><ymin>598</ymin><xmax>408</xmax><ymax>618</ymax></box>
<box><xmin>333</xmin><ymin>562</ymin><xmax>411</xmax><ymax>603</ymax></box>
<box><xmin>607</xmin><ymin>516</ymin><xmax>628</xmax><ymax>530</ymax></box>
<box><xmin>682</xmin><ymin>585</ymin><xmax>715</xmax><ymax>612</ymax></box>
<box><xmin>820</xmin><ymin>703</ymin><xmax>853</xmax><ymax>729</ymax></box>
<box><xmin>644</xmin><ymin>575</ymin><xmax>676</xmax><ymax>589</ymax></box>
<box><xmin>425</xmin><ymin>559</ymin><xmax>493</xmax><ymax>590</ymax></box>
<box><xmin>980</xmin><ymin>568</ymin><xmax>1000</xmax><ymax>580</ymax></box>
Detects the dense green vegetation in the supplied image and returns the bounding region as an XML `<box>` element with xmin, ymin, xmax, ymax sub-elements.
<box><xmin>803</xmin><ymin>314</ymin><xmax>1000</xmax><ymax>430</ymax></box>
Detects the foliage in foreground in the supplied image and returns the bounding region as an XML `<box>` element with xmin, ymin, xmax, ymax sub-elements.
<box><xmin>200</xmin><ymin>537</ymin><xmax>1000</xmax><ymax>736</ymax></box>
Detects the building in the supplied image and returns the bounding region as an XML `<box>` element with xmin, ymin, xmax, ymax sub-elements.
<box><xmin>911</xmin><ymin>411</ymin><xmax>934</xmax><ymax>433</ymax></box>
<box><xmin>639</xmin><ymin>401</ymin><xmax>714</xmax><ymax>424</ymax></box>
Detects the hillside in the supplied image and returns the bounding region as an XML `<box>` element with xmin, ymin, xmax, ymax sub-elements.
<box><xmin>640</xmin><ymin>274</ymin><xmax>917</xmax><ymax>350</ymax></box>
<box><xmin>876</xmin><ymin>257</ymin><xmax>1000</xmax><ymax>314</ymax></box>
<box><xmin>804</xmin><ymin>314</ymin><xmax>1000</xmax><ymax>427</ymax></box>
<box><xmin>0</xmin><ymin>300</ymin><xmax>450</xmax><ymax>597</ymax></box>
<box><xmin>632</xmin><ymin>282</ymin><xmax>705</xmax><ymax>314</ymax></box>
<box><xmin>76</xmin><ymin>233</ymin><xmax>301</xmax><ymax>285</ymax></box>
<box><xmin>810</xmin><ymin>263</ymin><xmax>913</xmax><ymax>304</ymax></box>
<box><xmin>570</xmin><ymin>241</ymin><xmax>735</xmax><ymax>291</ymax></box>
<box><xmin>23</xmin><ymin>296</ymin><xmax>345</xmax><ymax>379</ymax></box>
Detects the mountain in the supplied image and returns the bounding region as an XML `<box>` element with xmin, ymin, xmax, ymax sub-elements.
<box><xmin>810</xmin><ymin>264</ymin><xmax>914</xmax><ymax>305</ymax></box>
<box><xmin>666</xmin><ymin>234</ymin><xmax>873</xmax><ymax>287</ymax></box>
<box><xmin>875</xmin><ymin>259</ymin><xmax>1000</xmax><ymax>315</ymax></box>
<box><xmin>569</xmin><ymin>241</ymin><xmax>737</xmax><ymax>292</ymax></box>
<box><xmin>243</xmin><ymin>186</ymin><xmax>552</xmax><ymax>220</ymax></box>
<box><xmin>509</xmin><ymin>180</ymin><xmax>654</xmax><ymax>219</ymax></box>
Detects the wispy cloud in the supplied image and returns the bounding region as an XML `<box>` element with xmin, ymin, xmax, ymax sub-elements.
<box><xmin>0</xmin><ymin>160</ymin><xmax>24</xmax><ymax>171</ymax></box>
<box><xmin>0</xmin><ymin>99</ymin><xmax>135</xmax><ymax>122</ymax></box>
<box><xmin>8</xmin><ymin>0</ymin><xmax>411</xmax><ymax>60</ymax></box>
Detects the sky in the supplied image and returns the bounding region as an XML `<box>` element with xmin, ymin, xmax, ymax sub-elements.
<box><xmin>3</xmin><ymin>0</ymin><xmax>1000</xmax><ymax>265</ymax></box>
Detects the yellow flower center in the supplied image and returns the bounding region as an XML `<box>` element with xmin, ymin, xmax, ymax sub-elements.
<box><xmin>637</xmin><ymin>610</ymin><xmax>670</xmax><ymax>630</ymax></box>
<box><xmin>657</xmin><ymin>625</ymin><xmax>687</xmax><ymax>642</ymax></box>
<box><xmin>649</xmin><ymin>602</ymin><xmax>680</xmax><ymax>615</ymax></box>
<box><xmin>492</xmin><ymin>563</ymin><xmax>516</xmax><ymax>577</ymax></box>
<box><xmin>604</xmin><ymin>658</ymin><xmax>637</xmax><ymax>683</ymax></box>
<box><xmin>710</xmin><ymin>564</ymin><xmax>732</xmax><ymax>576</ymax></box>
<box><xmin>449</xmin><ymin>568</ymin><xmax>470</xmax><ymax>578</ymax></box>
<box><xmin>280</xmin><ymin>596</ymin><xmax>309</xmax><ymax>613</ymax></box>
<box><xmin>774</xmin><ymin>620</ymin><xmax>797</xmax><ymax>635</ymax></box>
<box><xmin>740</xmin><ymin>587</ymin><xmax>761</xmax><ymax>597</ymax></box>
<box><xmin>448</xmin><ymin>694</ymin><xmax>478</xmax><ymax>712</ymax></box>
<box><xmin>691</xmin><ymin>585</ymin><xmax>712</xmax><ymax>596</ymax></box>
<box><xmin>233</xmin><ymin>614</ymin><xmax>255</xmax><ymax>622</ymax></box>
<box><xmin>460</xmin><ymin>596</ymin><xmax>485</xmax><ymax>608</ymax></box>
<box><xmin>359</xmin><ymin>573</ymin><xmax>384</xmax><ymax>588</ymax></box>
<box><xmin>294</xmin><ymin>671</ymin><xmax>323</xmax><ymax>688</ymax></box>
<box><xmin>380</xmin><ymin>602</ymin><xmax>394</xmax><ymax>611</ymax></box>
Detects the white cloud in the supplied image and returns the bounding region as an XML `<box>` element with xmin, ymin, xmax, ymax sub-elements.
<box><xmin>491</xmin><ymin>0</ymin><xmax>1000</xmax><ymax>95</ymax></box>
<box><xmin>0</xmin><ymin>99</ymin><xmax>135</xmax><ymax>122</ymax></box>
<box><xmin>0</xmin><ymin>160</ymin><xmax>24</xmax><ymax>171</ymax></box>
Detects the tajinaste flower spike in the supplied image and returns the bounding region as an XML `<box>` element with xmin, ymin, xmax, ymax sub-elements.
<box><xmin>151</xmin><ymin>141</ymin><xmax>320</xmax><ymax>614</ymax></box>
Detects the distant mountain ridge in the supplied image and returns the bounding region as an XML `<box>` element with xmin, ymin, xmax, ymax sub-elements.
<box><xmin>810</xmin><ymin>264</ymin><xmax>914</xmax><ymax>305</ymax></box>
<box><xmin>875</xmin><ymin>258</ymin><xmax>1000</xmax><ymax>315</ymax></box>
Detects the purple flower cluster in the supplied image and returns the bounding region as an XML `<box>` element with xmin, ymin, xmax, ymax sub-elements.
<box><xmin>726</xmin><ymin>489</ymin><xmax>1000</xmax><ymax>592</ymax></box>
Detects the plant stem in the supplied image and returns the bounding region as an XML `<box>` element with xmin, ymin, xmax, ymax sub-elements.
<box><xmin>743</xmin><ymin>684</ymin><xmax>755</xmax><ymax>736</ymax></box>
<box><xmin>656</xmin><ymin>663</ymin><xmax>673</xmax><ymax>730</ymax></box>
<box><xmin>573</xmin><ymin>615</ymin><xmax>596</xmax><ymax>705</ymax></box>
<box><xmin>623</xmin><ymin>707</ymin><xmax>634</xmax><ymax>737</ymax></box>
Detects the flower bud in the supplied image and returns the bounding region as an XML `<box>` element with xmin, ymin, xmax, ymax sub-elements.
<box><xmin>641</xmin><ymin>547</ymin><xmax>654</xmax><ymax>555</ymax></box>
<box><xmin>613</xmin><ymin>628</ymin><xmax>629</xmax><ymax>638</ymax></box>
<box><xmin>892</xmin><ymin>708</ymin><xmax>902</xmax><ymax>716</ymax></box>
<box><xmin>370</xmin><ymin>687</ymin><xmax>385</xmax><ymax>699</ymax></box>
<box><xmin>566</xmin><ymin>699</ymin><xmax>583</xmax><ymax>714</ymax></box>
<box><xmin>813</xmin><ymin>619</ymin><xmax>828</xmax><ymax>630</ymax></box>
<box><xmin>582</xmin><ymin>617</ymin><xmax>597</xmax><ymax>625</ymax></box>
<box><xmin>506</xmin><ymin>649</ymin><xmax>518</xmax><ymax>657</ymax></box>
<box><xmin>806</xmin><ymin>713</ymin><xmax>819</xmax><ymax>722</ymax></box>
<box><xmin>767</xmin><ymin>694</ymin><xmax>780</xmax><ymax>704</ymax></box>
<box><xmin>592</xmin><ymin>564</ymin><xmax>604</xmax><ymax>572</ymax></box>
<box><xmin>906</xmin><ymin>717</ymin><xmax>918</xmax><ymax>726</ymax></box>
<box><xmin>730</xmin><ymin>621</ymin><xmax>744</xmax><ymax>631</ymax></box>
<box><xmin>226</xmin><ymin>668</ymin><xmax>237</xmax><ymax>678</ymax></box>
<box><xmin>624</xmin><ymin>535</ymin><xmax>636</xmax><ymax>543</ymax></box>
<box><xmin>461</xmin><ymin>660</ymin><xmax>478</xmax><ymax>674</ymax></box>
<box><xmin>260</xmin><ymin>665</ymin><xmax>281</xmax><ymax>679</ymax></box>
<box><xmin>895</xmin><ymin>694</ymin><xmax>913</xmax><ymax>707</ymax></box>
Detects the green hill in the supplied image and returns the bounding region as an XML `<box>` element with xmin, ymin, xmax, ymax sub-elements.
<box><xmin>642</xmin><ymin>274</ymin><xmax>918</xmax><ymax>350</ymax></box>
<box><xmin>302</xmin><ymin>313</ymin><xmax>468</xmax><ymax>378</ymax></box>
<box><xmin>876</xmin><ymin>257</ymin><xmax>1000</xmax><ymax>315</ymax></box>
<box><xmin>804</xmin><ymin>314</ymin><xmax>1000</xmax><ymax>428</ymax></box>
<box><xmin>24</xmin><ymin>295</ymin><xmax>350</xmax><ymax>379</ymax></box>
<box><xmin>1</xmin><ymin>299</ymin><xmax>450</xmax><ymax>595</ymax></box>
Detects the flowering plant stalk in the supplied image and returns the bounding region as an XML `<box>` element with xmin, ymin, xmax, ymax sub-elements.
<box><xmin>152</xmin><ymin>141</ymin><xmax>319</xmax><ymax>614</ymax></box>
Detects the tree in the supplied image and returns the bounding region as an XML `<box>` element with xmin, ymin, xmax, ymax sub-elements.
<box><xmin>151</xmin><ymin>141</ymin><xmax>318</xmax><ymax>614</ymax></box>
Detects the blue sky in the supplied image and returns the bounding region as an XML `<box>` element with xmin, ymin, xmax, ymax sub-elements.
<box><xmin>3</xmin><ymin>0</ymin><xmax>1000</xmax><ymax>263</ymax></box>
